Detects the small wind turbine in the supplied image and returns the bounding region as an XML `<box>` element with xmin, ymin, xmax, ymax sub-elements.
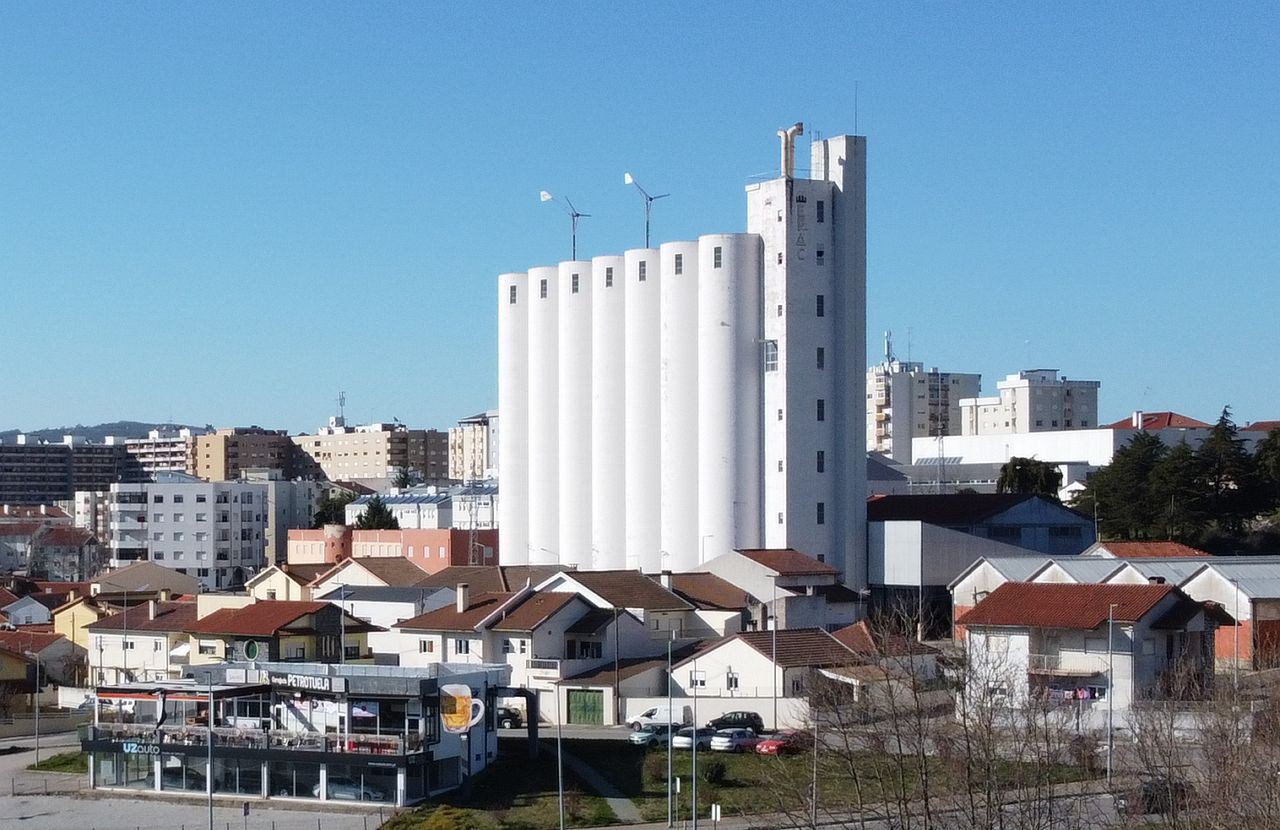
<box><xmin>623</xmin><ymin>172</ymin><xmax>669</xmax><ymax>248</ymax></box>
<box><xmin>540</xmin><ymin>191</ymin><xmax>589</xmax><ymax>260</ymax></box>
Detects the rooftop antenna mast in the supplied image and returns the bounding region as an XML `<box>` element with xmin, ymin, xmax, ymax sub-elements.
<box><xmin>623</xmin><ymin>172</ymin><xmax>669</xmax><ymax>248</ymax></box>
<box><xmin>540</xmin><ymin>191</ymin><xmax>590</xmax><ymax>260</ymax></box>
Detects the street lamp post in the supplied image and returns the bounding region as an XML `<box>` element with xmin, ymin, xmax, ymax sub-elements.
<box><xmin>772</xmin><ymin>577</ymin><xmax>779</xmax><ymax>731</ymax></box>
<box><xmin>1232</xmin><ymin>578</ymin><xmax>1241</xmax><ymax>689</ymax></box>
<box><xmin>26</xmin><ymin>650</ymin><xmax>41</xmax><ymax>766</ymax></box>
<box><xmin>556</xmin><ymin>689</ymin><xmax>565</xmax><ymax>830</ymax></box>
<box><xmin>206</xmin><ymin>670</ymin><xmax>215</xmax><ymax>830</ymax></box>
<box><xmin>691</xmin><ymin>660</ymin><xmax>699</xmax><ymax>830</ymax></box>
<box><xmin>1107</xmin><ymin>602</ymin><xmax>1117</xmax><ymax>788</ymax></box>
<box><xmin>667</xmin><ymin>630</ymin><xmax>674</xmax><ymax>828</ymax></box>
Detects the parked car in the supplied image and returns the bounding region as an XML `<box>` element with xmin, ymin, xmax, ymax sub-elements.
<box><xmin>1116</xmin><ymin>778</ymin><xmax>1194</xmax><ymax>816</ymax></box>
<box><xmin>629</xmin><ymin>723</ymin><xmax>675</xmax><ymax>748</ymax></box>
<box><xmin>314</xmin><ymin>776</ymin><xmax>387</xmax><ymax>801</ymax></box>
<box><xmin>672</xmin><ymin>726</ymin><xmax>717</xmax><ymax>750</ymax></box>
<box><xmin>497</xmin><ymin>706</ymin><xmax>523</xmax><ymax>729</ymax></box>
<box><xmin>629</xmin><ymin>702</ymin><xmax>692</xmax><ymax>731</ymax></box>
<box><xmin>710</xmin><ymin>728</ymin><xmax>759</xmax><ymax>753</ymax></box>
<box><xmin>755</xmin><ymin>729</ymin><xmax>811</xmax><ymax>755</ymax></box>
<box><xmin>707</xmin><ymin>710</ymin><xmax>765</xmax><ymax>733</ymax></box>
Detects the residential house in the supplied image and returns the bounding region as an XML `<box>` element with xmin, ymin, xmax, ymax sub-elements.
<box><xmin>703</xmin><ymin>549</ymin><xmax>862</xmax><ymax>632</ymax></box>
<box><xmin>92</xmin><ymin>560</ymin><xmax>202</xmax><ymax>597</ymax></box>
<box><xmin>414</xmin><ymin>565</ymin><xmax>568</xmax><ymax>594</ymax></box>
<box><xmin>185</xmin><ymin>600</ymin><xmax>379</xmax><ymax>666</ymax></box>
<box><xmin>1177</xmin><ymin>559</ymin><xmax>1280</xmax><ymax>669</ymax></box>
<box><xmin>0</xmin><ymin>647</ymin><xmax>35</xmax><ymax>710</ymax></box>
<box><xmin>831</xmin><ymin>620</ymin><xmax>939</xmax><ymax>679</ymax></box>
<box><xmin>3</xmin><ymin>594</ymin><xmax>56</xmax><ymax>626</ymax></box>
<box><xmin>244</xmin><ymin>563</ymin><xmax>331</xmax><ymax>602</ymax></box>
<box><xmin>86</xmin><ymin>600</ymin><xmax>198</xmax><ymax>684</ymax></box>
<box><xmin>957</xmin><ymin>582</ymin><xmax>1230</xmax><ymax>726</ymax></box>
<box><xmin>535</xmin><ymin>569</ymin><xmax>695</xmax><ymax>641</ymax></box>
<box><xmin>309</xmin><ymin>557</ymin><xmax>434</xmax><ymax>597</ymax></box>
<box><xmin>0</xmin><ymin>629</ymin><xmax>82</xmax><ymax>684</ymax></box>
<box><xmin>317</xmin><ymin>583</ymin><xmax>455</xmax><ymax>660</ymax></box>
<box><xmin>665</xmin><ymin>572</ymin><xmax>751</xmax><ymax>637</ymax></box>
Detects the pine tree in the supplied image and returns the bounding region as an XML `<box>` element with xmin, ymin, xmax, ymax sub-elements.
<box><xmin>355</xmin><ymin>495</ymin><xmax>401</xmax><ymax>530</ymax></box>
<box><xmin>1195</xmin><ymin>407</ymin><xmax>1259</xmax><ymax>536</ymax></box>
<box><xmin>996</xmin><ymin>457</ymin><xmax>1062</xmax><ymax>500</ymax></box>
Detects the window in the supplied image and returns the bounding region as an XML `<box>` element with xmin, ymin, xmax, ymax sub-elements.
<box><xmin>791</xmin><ymin>678</ymin><xmax>805</xmax><ymax>695</ymax></box>
<box><xmin>1051</xmin><ymin>420</ymin><xmax>1059</xmax><ymax>427</ymax></box>
<box><xmin>763</xmin><ymin>340</ymin><xmax>779</xmax><ymax>372</ymax></box>
<box><xmin>172</xmin><ymin>531</ymin><xmax>184</xmax><ymax>541</ymax></box>
<box><xmin>776</xmin><ymin>210</ymin><xmax>783</xmax><ymax>222</ymax></box>
<box><xmin>153</xmin><ymin>513</ymin><xmax>164</xmax><ymax>522</ymax></box>
<box><xmin>777</xmin><ymin>304</ymin><xmax>783</xmax><ymax>317</ymax></box>
<box><xmin>153</xmin><ymin>495</ymin><xmax>164</xmax><ymax>503</ymax></box>
<box><xmin>816</xmin><ymin>249</ymin><xmax>824</xmax><ymax>266</ymax></box>
<box><xmin>152</xmin><ymin>531</ymin><xmax>163</xmax><ymax>541</ymax></box>
<box><xmin>816</xmin><ymin>347</ymin><xmax>825</xmax><ymax>369</ymax></box>
<box><xmin>509</xmin><ymin>285</ymin><xmax>517</xmax><ymax>304</ymax></box>
<box><xmin>674</xmin><ymin>254</ymin><xmax>683</xmax><ymax>275</ymax></box>
<box><xmin>454</xmin><ymin>639</ymin><xmax>470</xmax><ymax>655</ymax></box>
<box><xmin>1087</xmin><ymin>685</ymin><xmax>1107</xmax><ymax>700</ymax></box>
<box><xmin>173</xmin><ymin>513</ymin><xmax>184</xmax><ymax>523</ymax></box>
<box><xmin>153</xmin><ymin>640</ymin><xmax>162</xmax><ymax>652</ymax></box>
<box><xmin>124</xmin><ymin>640</ymin><xmax>135</xmax><ymax>650</ymax></box>
<box><xmin>776</xmin><ymin>252</ymin><xmax>783</xmax><ymax>265</ymax></box>
<box><xmin>198</xmin><ymin>642</ymin><xmax>217</xmax><ymax>656</ymax></box>
<box><xmin>689</xmin><ymin>670</ymin><xmax>707</xmax><ymax>688</ymax></box>
<box><xmin>726</xmin><ymin>672</ymin><xmax>740</xmax><ymax>690</ymax></box>
<box><xmin>420</xmin><ymin>640</ymin><xmax>434</xmax><ymax>654</ymax></box>
<box><xmin>578</xmin><ymin>641</ymin><xmax>602</xmax><ymax>659</ymax></box>
<box><xmin>153</xmin><ymin>551</ymin><xmax>165</xmax><ymax>560</ymax></box>
<box><xmin>816</xmin><ymin>200</ymin><xmax>825</xmax><ymax>223</ymax></box>
<box><xmin>540</xmin><ymin>279</ymin><xmax>548</xmax><ymax>299</ymax></box>
<box><xmin>777</xmin><ymin>408</ymin><xmax>784</xmax><ymax>421</ymax></box>
<box><xmin>816</xmin><ymin>399</ymin><xmax>825</xmax><ymax>421</ymax></box>
<box><xmin>605</xmin><ymin>266</ymin><xmax>613</xmax><ymax>287</ymax></box>
<box><xmin>196</xmin><ymin>494</ymin><xmax>207</xmax><ymax>503</ymax></box>
<box><xmin>173</xmin><ymin>495</ymin><xmax>184</xmax><ymax>504</ymax></box>
<box><xmin>638</xmin><ymin>261</ymin><xmax>647</xmax><ymax>281</ymax></box>
<box><xmin>1035</xmin><ymin>420</ymin><xmax>1044</xmax><ymax>427</ymax></box>
<box><xmin>713</xmin><ymin>247</ymin><xmax>722</xmax><ymax>268</ymax></box>
<box><xmin>817</xmin><ymin>502</ymin><xmax>825</xmax><ymax>525</ymax></box>
<box><xmin>519</xmin><ymin>640</ymin><xmax>527</xmax><ymax>655</ymax></box>
<box><xmin>291</xmin><ymin>645</ymin><xmax>305</xmax><ymax>659</ymax></box>
<box><xmin>1081</xmin><ymin>420</ymin><xmax>1089</xmax><ymax>427</ymax></box>
<box><xmin>989</xmin><ymin>526</ymin><xmax>1022</xmax><ymax>540</ymax></box>
<box><xmin>195</xmin><ymin>513</ymin><xmax>207</xmax><ymax>522</ymax></box>
<box><xmin>777</xmin><ymin>512</ymin><xmax>784</xmax><ymax>524</ymax></box>
<box><xmin>777</xmin><ymin>460</ymin><xmax>784</xmax><ymax>472</ymax></box>
<box><xmin>1049</xmin><ymin>526</ymin><xmax>1082</xmax><ymax>538</ymax></box>
<box><xmin>1064</xmin><ymin>420</ymin><xmax>1072</xmax><ymax>428</ymax></box>
<box><xmin>571</xmin><ymin>273</ymin><xmax>579</xmax><ymax>293</ymax></box>
<box><xmin>265</xmin><ymin>589</ymin><xmax>277</xmax><ymax>601</ymax></box>
<box><xmin>243</xmin><ymin>493</ymin><xmax>252</xmax><ymax>505</ymax></box>
<box><xmin>502</xmin><ymin>639</ymin><xmax>514</xmax><ymax>654</ymax></box>
<box><xmin>816</xmin><ymin>450</ymin><xmax>825</xmax><ymax>473</ymax></box>
<box><xmin>816</xmin><ymin>294</ymin><xmax>825</xmax><ymax>317</ymax></box>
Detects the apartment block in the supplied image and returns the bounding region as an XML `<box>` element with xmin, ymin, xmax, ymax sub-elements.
<box><xmin>0</xmin><ymin>435</ymin><xmax>142</xmax><ymax>504</ymax></box>
<box><xmin>193</xmin><ymin>427</ymin><xmax>300</xmax><ymax>481</ymax></box>
<box><xmin>124</xmin><ymin>427</ymin><xmax>206</xmax><ymax>477</ymax></box>
<box><xmin>867</xmin><ymin>352</ymin><xmax>980</xmax><ymax>463</ymax></box>
<box><xmin>959</xmin><ymin>370</ymin><xmax>1100</xmax><ymax>436</ymax></box>
<box><xmin>448</xmin><ymin>410</ymin><xmax>498</xmax><ymax>481</ymax></box>
<box><xmin>292</xmin><ymin>420</ymin><xmax>448</xmax><ymax>482</ymax></box>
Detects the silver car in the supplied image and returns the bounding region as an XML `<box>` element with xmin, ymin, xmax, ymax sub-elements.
<box><xmin>313</xmin><ymin>776</ymin><xmax>386</xmax><ymax>801</ymax></box>
<box><xmin>629</xmin><ymin>723</ymin><xmax>674</xmax><ymax>748</ymax></box>
<box><xmin>672</xmin><ymin>726</ymin><xmax>716</xmax><ymax>750</ymax></box>
<box><xmin>710</xmin><ymin>728</ymin><xmax>759</xmax><ymax>753</ymax></box>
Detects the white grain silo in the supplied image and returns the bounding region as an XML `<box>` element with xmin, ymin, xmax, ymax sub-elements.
<box><xmin>623</xmin><ymin>248</ymin><xmax>661</xmax><ymax>572</ymax></box>
<box><xmin>557</xmin><ymin>260</ymin><xmax>593</xmax><ymax>568</ymax></box>
<box><xmin>497</xmin><ymin>272</ymin><xmax>529</xmax><ymax>564</ymax></box>
<box><xmin>590</xmin><ymin>255</ymin><xmax>626</xmax><ymax>569</ymax></box>
<box><xmin>526</xmin><ymin>264</ymin><xmax>560</xmax><ymax>564</ymax></box>
<box><xmin>658</xmin><ymin>240</ymin><xmax>700</xmax><ymax>570</ymax></box>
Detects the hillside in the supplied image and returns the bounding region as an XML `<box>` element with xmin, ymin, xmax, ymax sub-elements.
<box><xmin>0</xmin><ymin>421</ymin><xmax>207</xmax><ymax>444</ymax></box>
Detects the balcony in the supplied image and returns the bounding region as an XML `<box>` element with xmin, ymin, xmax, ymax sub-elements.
<box><xmin>86</xmin><ymin>722</ymin><xmax>421</xmax><ymax>756</ymax></box>
<box><xmin>1027</xmin><ymin>653</ymin><xmax>1107</xmax><ymax>677</ymax></box>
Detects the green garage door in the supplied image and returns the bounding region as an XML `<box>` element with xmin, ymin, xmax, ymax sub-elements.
<box><xmin>566</xmin><ymin>690</ymin><xmax>604</xmax><ymax>725</ymax></box>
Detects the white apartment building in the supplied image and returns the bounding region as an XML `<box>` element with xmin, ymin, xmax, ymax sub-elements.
<box><xmin>107</xmin><ymin>474</ymin><xmax>269</xmax><ymax>590</ymax></box>
<box><xmin>867</xmin><ymin>343</ymin><xmax>980</xmax><ymax>463</ymax></box>
<box><xmin>240</xmin><ymin>469</ymin><xmax>321</xmax><ymax>565</ymax></box>
<box><xmin>959</xmin><ymin>370</ymin><xmax>1100</xmax><ymax>436</ymax></box>
<box><xmin>448</xmin><ymin>411</ymin><xmax>498</xmax><ymax>481</ymax></box>
<box><xmin>499</xmin><ymin>125</ymin><xmax>867</xmax><ymax>581</ymax></box>
<box><xmin>124</xmin><ymin>427</ymin><xmax>205</xmax><ymax>477</ymax></box>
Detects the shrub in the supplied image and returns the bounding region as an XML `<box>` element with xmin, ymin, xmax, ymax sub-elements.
<box><xmin>642</xmin><ymin>751</ymin><xmax>668</xmax><ymax>784</ymax></box>
<box><xmin>700</xmin><ymin>757</ymin><xmax>728</xmax><ymax>785</ymax></box>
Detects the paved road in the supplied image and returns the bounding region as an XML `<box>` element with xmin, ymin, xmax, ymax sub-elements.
<box><xmin>0</xmin><ymin>734</ymin><xmax>386</xmax><ymax>830</ymax></box>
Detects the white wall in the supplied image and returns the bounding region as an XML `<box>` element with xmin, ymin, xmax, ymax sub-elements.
<box><xmin>497</xmin><ymin>272</ymin><xmax>529</xmax><ymax>563</ymax></box>
<box><xmin>660</xmin><ymin>240</ymin><xmax>700</xmax><ymax>571</ymax></box>
<box><xmin>557</xmin><ymin>260</ymin><xmax>593</xmax><ymax>569</ymax></box>
<box><xmin>590</xmin><ymin>255</ymin><xmax>627</xmax><ymax>569</ymax></box>
<box><xmin>623</xmin><ymin>248</ymin><xmax>661</xmax><ymax>572</ymax></box>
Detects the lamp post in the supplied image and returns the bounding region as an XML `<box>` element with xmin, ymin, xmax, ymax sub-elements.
<box><xmin>691</xmin><ymin>660</ymin><xmax>699</xmax><ymax>830</ymax></box>
<box><xmin>1231</xmin><ymin>578</ymin><xmax>1241</xmax><ymax>690</ymax></box>
<box><xmin>205</xmin><ymin>670</ymin><xmax>215</xmax><ymax>830</ymax></box>
<box><xmin>25</xmin><ymin>649</ymin><xmax>40</xmax><ymax>766</ymax></box>
<box><xmin>667</xmin><ymin>629</ymin><xmax>674</xmax><ymax>828</ymax></box>
<box><xmin>772</xmin><ymin>577</ymin><xmax>779</xmax><ymax>732</ymax></box>
<box><xmin>1106</xmin><ymin>602</ymin><xmax>1117</xmax><ymax>789</ymax></box>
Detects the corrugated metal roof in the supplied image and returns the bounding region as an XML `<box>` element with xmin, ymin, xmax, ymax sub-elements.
<box><xmin>1039</xmin><ymin>559</ymin><xmax>1125</xmax><ymax>583</ymax></box>
<box><xmin>351</xmin><ymin>493</ymin><xmax>450</xmax><ymax>506</ymax></box>
<box><xmin>1197</xmin><ymin>560</ymin><xmax>1280</xmax><ymax>598</ymax></box>
<box><xmin>1120</xmin><ymin>560</ymin><xmax>1209</xmax><ymax>586</ymax></box>
<box><xmin>984</xmin><ymin>556</ymin><xmax>1053</xmax><ymax>581</ymax></box>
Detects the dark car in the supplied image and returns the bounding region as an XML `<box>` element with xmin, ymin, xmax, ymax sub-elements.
<box><xmin>707</xmin><ymin>711</ymin><xmax>765</xmax><ymax>733</ymax></box>
<box><xmin>1117</xmin><ymin>779</ymin><xmax>1194</xmax><ymax>816</ymax></box>
<box><xmin>497</xmin><ymin>706</ymin><xmax>523</xmax><ymax>729</ymax></box>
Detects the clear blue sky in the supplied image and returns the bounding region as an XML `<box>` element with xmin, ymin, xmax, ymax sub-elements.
<box><xmin>1</xmin><ymin>3</ymin><xmax>1276</xmax><ymax>434</ymax></box>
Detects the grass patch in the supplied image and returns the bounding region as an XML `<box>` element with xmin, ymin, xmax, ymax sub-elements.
<box><xmin>385</xmin><ymin>740</ymin><xmax>617</xmax><ymax>830</ymax></box>
<box><xmin>28</xmin><ymin>751</ymin><xmax>88</xmax><ymax>773</ymax></box>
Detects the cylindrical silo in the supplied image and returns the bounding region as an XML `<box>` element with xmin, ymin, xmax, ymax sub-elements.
<box><xmin>623</xmin><ymin>248</ymin><xmax>661</xmax><ymax>573</ymax></box>
<box><xmin>557</xmin><ymin>261</ymin><xmax>593</xmax><ymax>569</ymax></box>
<box><xmin>659</xmin><ymin>241</ymin><xmax>700</xmax><ymax>573</ymax></box>
<box><xmin>697</xmin><ymin>234</ymin><xmax>763</xmax><ymax>564</ymax></box>
<box><xmin>526</xmin><ymin>265</ymin><xmax>560</xmax><ymax>565</ymax></box>
<box><xmin>590</xmin><ymin>255</ymin><xmax>626</xmax><ymax>570</ymax></box>
<box><xmin>497</xmin><ymin>272</ymin><xmax>529</xmax><ymax>564</ymax></box>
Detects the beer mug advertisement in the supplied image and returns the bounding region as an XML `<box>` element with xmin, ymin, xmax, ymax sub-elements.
<box><xmin>440</xmin><ymin>683</ymin><xmax>484</xmax><ymax>734</ymax></box>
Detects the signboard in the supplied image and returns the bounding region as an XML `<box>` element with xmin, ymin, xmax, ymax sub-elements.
<box><xmin>267</xmin><ymin>672</ymin><xmax>346</xmax><ymax>693</ymax></box>
<box><xmin>120</xmin><ymin>741</ymin><xmax>161</xmax><ymax>755</ymax></box>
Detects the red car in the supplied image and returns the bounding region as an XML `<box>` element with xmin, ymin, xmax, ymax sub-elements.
<box><xmin>755</xmin><ymin>729</ymin><xmax>811</xmax><ymax>755</ymax></box>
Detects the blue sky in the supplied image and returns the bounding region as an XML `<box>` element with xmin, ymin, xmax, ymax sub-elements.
<box><xmin>1</xmin><ymin>3</ymin><xmax>1276</xmax><ymax>433</ymax></box>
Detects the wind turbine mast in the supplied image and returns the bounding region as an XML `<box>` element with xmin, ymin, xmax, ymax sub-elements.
<box><xmin>623</xmin><ymin>172</ymin><xmax>669</xmax><ymax>248</ymax></box>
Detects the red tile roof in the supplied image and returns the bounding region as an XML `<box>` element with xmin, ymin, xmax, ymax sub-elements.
<box><xmin>957</xmin><ymin>582</ymin><xmax>1176</xmax><ymax>629</ymax></box>
<box><xmin>397</xmin><ymin>592</ymin><xmax>516</xmax><ymax>632</ymax></box>
<box><xmin>669</xmin><ymin>572</ymin><xmax>752</xmax><ymax>610</ymax></box>
<box><xmin>1093</xmin><ymin>541</ymin><xmax>1208</xmax><ymax>559</ymax></box>
<box><xmin>831</xmin><ymin>621</ymin><xmax>937</xmax><ymax>659</ymax></box>
<box><xmin>1104</xmin><ymin>412</ymin><xmax>1211</xmax><ymax>430</ymax></box>
<box><xmin>0</xmin><ymin>630</ymin><xmax>67</xmax><ymax>654</ymax></box>
<box><xmin>0</xmin><ymin>520</ymin><xmax>46</xmax><ymax>537</ymax></box>
<box><xmin>87</xmin><ymin>600</ymin><xmax>198</xmax><ymax>633</ymax></box>
<box><xmin>315</xmin><ymin>557</ymin><xmax>433</xmax><ymax>587</ymax></box>
<box><xmin>0</xmin><ymin>588</ymin><xmax>18</xmax><ymax>607</ymax></box>
<box><xmin>0</xmin><ymin>505</ymin><xmax>70</xmax><ymax>520</ymax></box>
<box><xmin>565</xmin><ymin>571</ymin><xmax>692</xmax><ymax>611</ymax></box>
<box><xmin>35</xmin><ymin>527</ymin><xmax>95</xmax><ymax>548</ymax></box>
<box><xmin>185</xmin><ymin>601</ymin><xmax>331</xmax><ymax>636</ymax></box>
<box><xmin>1244</xmin><ymin>420</ymin><xmax>1280</xmax><ymax>433</ymax></box>
<box><xmin>490</xmin><ymin>592</ymin><xmax>579</xmax><ymax>632</ymax></box>
<box><xmin>738</xmin><ymin>549</ymin><xmax>837</xmax><ymax>577</ymax></box>
<box><xmin>678</xmin><ymin>628</ymin><xmax>856</xmax><ymax>669</ymax></box>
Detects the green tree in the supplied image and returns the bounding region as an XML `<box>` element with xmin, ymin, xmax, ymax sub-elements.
<box><xmin>312</xmin><ymin>492</ymin><xmax>355</xmax><ymax>528</ymax></box>
<box><xmin>1148</xmin><ymin>440</ymin><xmax>1206</xmax><ymax>542</ymax></box>
<box><xmin>393</xmin><ymin>466</ymin><xmax>415</xmax><ymax>489</ymax></box>
<box><xmin>355</xmin><ymin>495</ymin><xmax>401</xmax><ymax>530</ymax></box>
<box><xmin>1074</xmin><ymin>431</ymin><xmax>1168</xmax><ymax>539</ymax></box>
<box><xmin>1255</xmin><ymin>428</ymin><xmax>1280</xmax><ymax>512</ymax></box>
<box><xmin>1195</xmin><ymin>407</ymin><xmax>1260</xmax><ymax>535</ymax></box>
<box><xmin>996</xmin><ymin>456</ymin><xmax>1062</xmax><ymax>499</ymax></box>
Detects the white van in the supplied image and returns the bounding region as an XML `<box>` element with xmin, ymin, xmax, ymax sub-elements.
<box><xmin>629</xmin><ymin>703</ymin><xmax>692</xmax><ymax>731</ymax></box>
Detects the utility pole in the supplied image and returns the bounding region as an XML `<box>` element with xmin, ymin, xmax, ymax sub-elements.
<box><xmin>207</xmin><ymin>671</ymin><xmax>215</xmax><ymax>830</ymax></box>
<box><xmin>667</xmin><ymin>629</ymin><xmax>674</xmax><ymax>828</ymax></box>
<box><xmin>1106</xmin><ymin>603</ymin><xmax>1117</xmax><ymax>789</ymax></box>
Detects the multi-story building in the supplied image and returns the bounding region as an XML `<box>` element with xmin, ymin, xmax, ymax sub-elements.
<box><xmin>65</xmin><ymin>489</ymin><xmax>112</xmax><ymax>541</ymax></box>
<box><xmin>0</xmin><ymin>436</ymin><xmax>142</xmax><ymax>504</ymax></box>
<box><xmin>124</xmin><ymin>427</ymin><xmax>206</xmax><ymax>478</ymax></box>
<box><xmin>498</xmin><ymin>125</ymin><xmax>867</xmax><ymax>582</ymax></box>
<box><xmin>293</xmin><ymin>420</ymin><xmax>449</xmax><ymax>483</ymax></box>
<box><xmin>240</xmin><ymin>469</ymin><xmax>321</xmax><ymax>565</ymax></box>
<box><xmin>959</xmin><ymin>370</ymin><xmax>1100</xmax><ymax>436</ymax></box>
<box><xmin>448</xmin><ymin>410</ymin><xmax>498</xmax><ymax>481</ymax></box>
<box><xmin>192</xmin><ymin>427</ymin><xmax>299</xmax><ymax>481</ymax></box>
<box><xmin>867</xmin><ymin>345</ymin><xmax>981</xmax><ymax>463</ymax></box>
<box><xmin>106</xmin><ymin>474</ymin><xmax>269</xmax><ymax>590</ymax></box>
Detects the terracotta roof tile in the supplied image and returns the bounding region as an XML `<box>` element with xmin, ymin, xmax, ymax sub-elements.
<box><xmin>185</xmin><ymin>601</ymin><xmax>331</xmax><ymax>636</ymax></box>
<box><xmin>669</xmin><ymin>573</ymin><xmax>752</xmax><ymax>609</ymax></box>
<box><xmin>1244</xmin><ymin>420</ymin><xmax>1280</xmax><ymax>433</ymax></box>
<box><xmin>397</xmin><ymin>593</ymin><xmax>516</xmax><ymax>632</ymax></box>
<box><xmin>0</xmin><ymin>630</ymin><xmax>67</xmax><ymax>653</ymax></box>
<box><xmin>490</xmin><ymin>592</ymin><xmax>580</xmax><ymax>632</ymax></box>
<box><xmin>86</xmin><ymin>601</ymin><xmax>198</xmax><ymax>633</ymax></box>
<box><xmin>957</xmin><ymin>582</ymin><xmax>1176</xmax><ymax>629</ymax></box>
<box><xmin>831</xmin><ymin>621</ymin><xmax>937</xmax><ymax>659</ymax></box>
<box><xmin>738</xmin><ymin>549</ymin><xmax>837</xmax><ymax>577</ymax></box>
<box><xmin>1093</xmin><ymin>541</ymin><xmax>1208</xmax><ymax>559</ymax></box>
<box><xmin>1103</xmin><ymin>412</ymin><xmax>1212</xmax><ymax>430</ymax></box>
<box><xmin>35</xmin><ymin>527</ymin><xmax>95</xmax><ymax>547</ymax></box>
<box><xmin>677</xmin><ymin>628</ymin><xmax>856</xmax><ymax>669</ymax></box>
<box><xmin>567</xmin><ymin>571</ymin><xmax>691</xmax><ymax>611</ymax></box>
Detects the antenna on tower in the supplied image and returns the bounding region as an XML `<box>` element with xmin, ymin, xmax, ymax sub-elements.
<box><xmin>338</xmin><ymin>391</ymin><xmax>346</xmax><ymax>420</ymax></box>
<box><xmin>906</xmin><ymin>327</ymin><xmax>913</xmax><ymax>364</ymax></box>
<box><xmin>884</xmin><ymin>330</ymin><xmax>894</xmax><ymax>363</ymax></box>
<box><xmin>854</xmin><ymin>81</ymin><xmax>859</xmax><ymax>134</ymax></box>
<box><xmin>541</xmin><ymin>191</ymin><xmax>590</xmax><ymax>260</ymax></box>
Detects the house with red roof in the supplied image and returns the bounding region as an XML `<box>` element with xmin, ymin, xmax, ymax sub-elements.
<box><xmin>185</xmin><ymin>600</ymin><xmax>380</xmax><ymax>667</ymax></box>
<box><xmin>703</xmin><ymin>548</ymin><xmax>863</xmax><ymax>633</ymax></box>
<box><xmin>957</xmin><ymin>581</ymin><xmax>1231</xmax><ymax>722</ymax></box>
<box><xmin>85</xmin><ymin>599</ymin><xmax>197</xmax><ymax>684</ymax></box>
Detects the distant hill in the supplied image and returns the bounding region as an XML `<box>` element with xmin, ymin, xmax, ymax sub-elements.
<box><xmin>0</xmin><ymin>421</ymin><xmax>208</xmax><ymax>444</ymax></box>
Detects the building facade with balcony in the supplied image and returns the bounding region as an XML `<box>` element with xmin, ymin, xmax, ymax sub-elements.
<box><xmin>86</xmin><ymin>599</ymin><xmax>197</xmax><ymax>685</ymax></box>
<box><xmin>185</xmin><ymin>600</ymin><xmax>379</xmax><ymax>666</ymax></box>
<box><xmin>81</xmin><ymin>660</ymin><xmax>513</xmax><ymax>807</ymax></box>
<box><xmin>293</xmin><ymin>421</ymin><xmax>449</xmax><ymax>483</ymax></box>
<box><xmin>866</xmin><ymin>349</ymin><xmax>980</xmax><ymax>463</ymax></box>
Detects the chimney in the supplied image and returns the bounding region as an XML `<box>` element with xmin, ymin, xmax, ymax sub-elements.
<box><xmin>158</xmin><ymin>588</ymin><xmax>172</xmax><ymax>602</ymax></box>
<box><xmin>1149</xmin><ymin>576</ymin><xmax>1166</xmax><ymax>585</ymax></box>
<box><xmin>456</xmin><ymin>583</ymin><xmax>469</xmax><ymax>613</ymax></box>
<box><xmin>67</xmin><ymin>589</ymin><xmax>79</xmax><ymax>603</ymax></box>
<box><xmin>1132</xmin><ymin>410</ymin><xmax>1144</xmax><ymax>429</ymax></box>
<box><xmin>147</xmin><ymin>600</ymin><xmax>158</xmax><ymax>620</ymax></box>
<box><xmin>659</xmin><ymin>570</ymin><xmax>673</xmax><ymax>590</ymax></box>
<box><xmin>39</xmin><ymin>505</ymin><xmax>48</xmax><ymax>516</ymax></box>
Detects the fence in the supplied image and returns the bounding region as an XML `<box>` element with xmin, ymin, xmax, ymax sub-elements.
<box><xmin>0</xmin><ymin>711</ymin><xmax>90</xmax><ymax>738</ymax></box>
<box><xmin>10</xmin><ymin>773</ymin><xmax>87</xmax><ymax>796</ymax></box>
